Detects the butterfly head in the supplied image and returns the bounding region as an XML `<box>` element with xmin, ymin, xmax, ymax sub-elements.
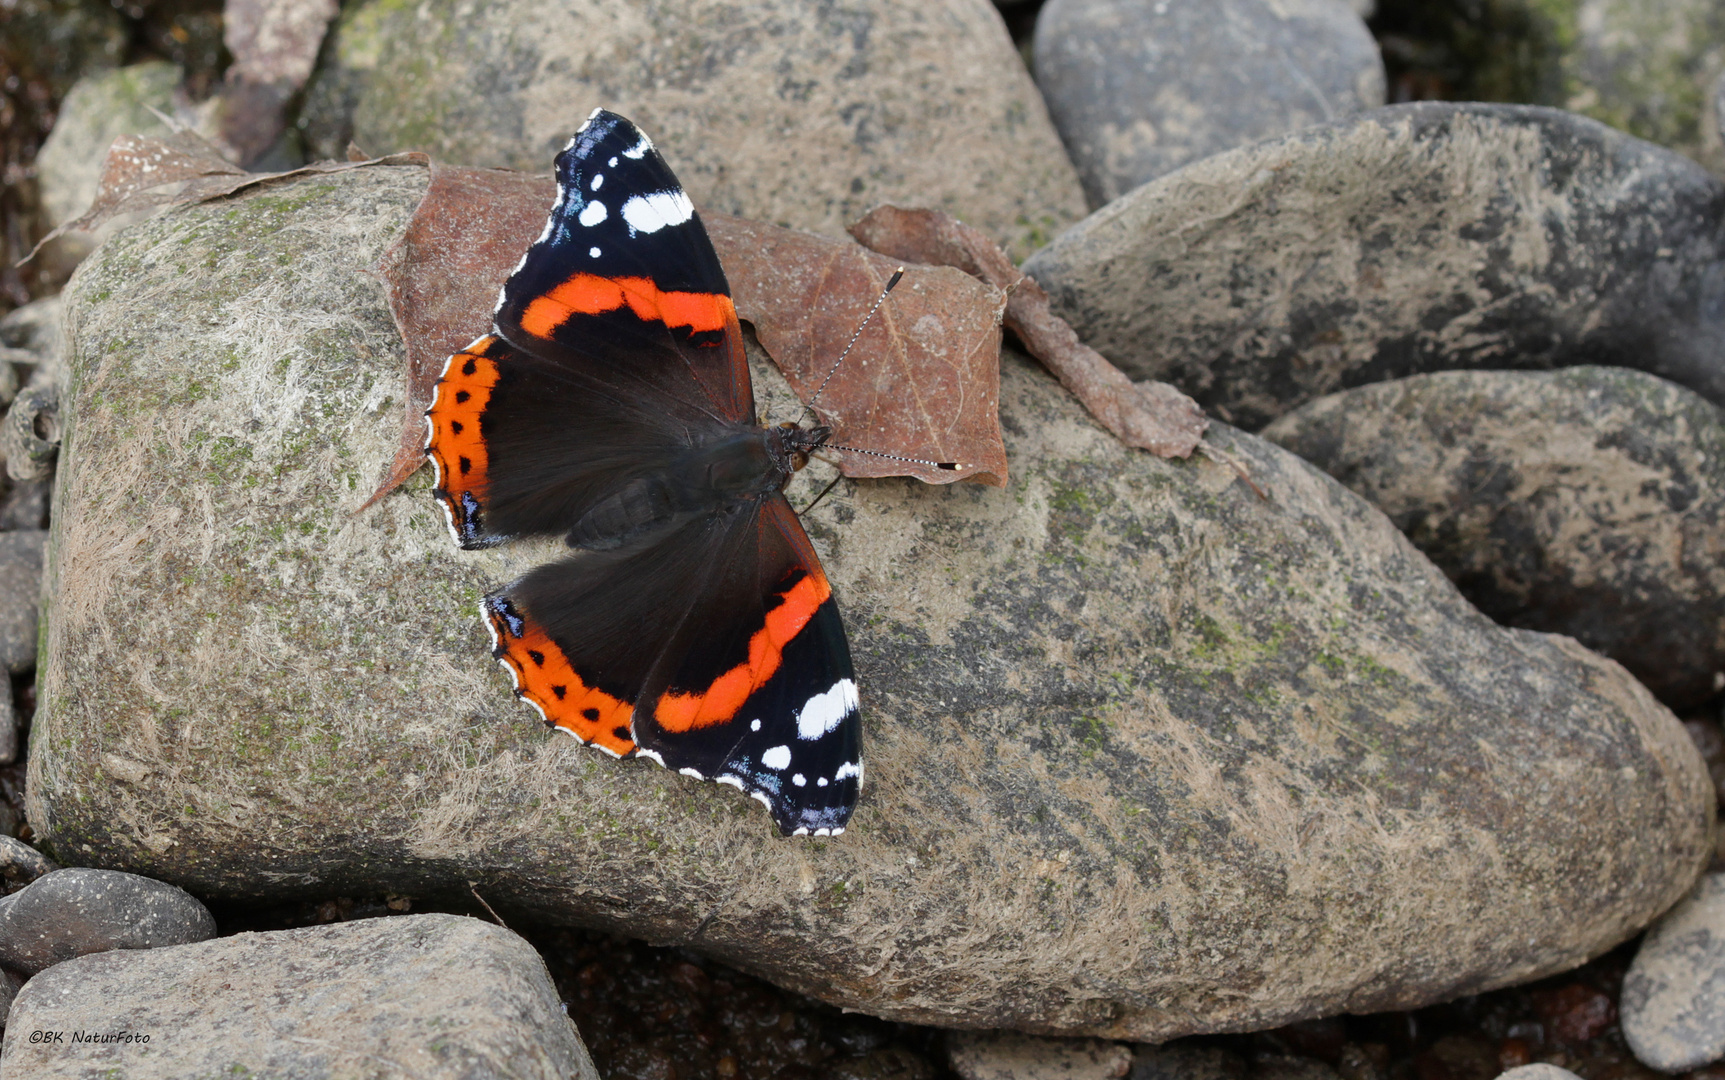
<box><xmin>770</xmin><ymin>421</ymin><xmax>832</xmax><ymax>475</ymax></box>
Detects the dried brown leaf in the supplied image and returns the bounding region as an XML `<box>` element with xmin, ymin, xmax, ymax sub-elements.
<box><xmin>710</xmin><ymin>213</ymin><xmax>1008</xmax><ymax>487</ymax></box>
<box><xmin>23</xmin><ymin>131</ymin><xmax>427</xmax><ymax>264</ymax></box>
<box><xmin>850</xmin><ymin>205</ymin><xmax>1208</xmax><ymax>459</ymax></box>
<box><xmin>363</xmin><ymin>169</ymin><xmax>1009</xmax><ymax>506</ymax></box>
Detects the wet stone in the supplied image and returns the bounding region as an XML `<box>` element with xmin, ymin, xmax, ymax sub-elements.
<box><xmin>0</xmin><ymin>868</ymin><xmax>215</xmax><ymax>976</ymax></box>
<box><xmin>1494</xmin><ymin>1067</ymin><xmax>1585</xmax><ymax>1080</ymax></box>
<box><xmin>1033</xmin><ymin>0</ymin><xmax>1384</xmax><ymax>206</ymax></box>
<box><xmin>1259</xmin><ymin>367</ymin><xmax>1725</xmax><ymax>711</ymax></box>
<box><xmin>1023</xmin><ymin>102</ymin><xmax>1725</xmax><ymax>429</ymax></box>
<box><xmin>1620</xmin><ymin>873</ymin><xmax>1725</xmax><ymax>1072</ymax></box>
<box><xmin>0</xmin><ymin>913</ymin><xmax>598</xmax><ymax>1079</ymax></box>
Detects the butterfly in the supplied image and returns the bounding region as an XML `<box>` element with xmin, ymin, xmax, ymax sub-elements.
<box><xmin>423</xmin><ymin>109</ymin><xmax>861</xmax><ymax>836</ymax></box>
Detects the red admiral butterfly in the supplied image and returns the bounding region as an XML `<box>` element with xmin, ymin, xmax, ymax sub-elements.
<box><xmin>424</xmin><ymin>110</ymin><xmax>861</xmax><ymax>836</ymax></box>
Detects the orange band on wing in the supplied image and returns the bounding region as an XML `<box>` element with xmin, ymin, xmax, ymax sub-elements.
<box><xmin>426</xmin><ymin>338</ymin><xmax>503</xmax><ymax>514</ymax></box>
<box><xmin>487</xmin><ymin>603</ymin><xmax>637</xmax><ymax>757</ymax></box>
<box><xmin>519</xmin><ymin>274</ymin><xmax>733</xmax><ymax>340</ymax></box>
<box><xmin>653</xmin><ymin>572</ymin><xmax>831</xmax><ymax>733</ymax></box>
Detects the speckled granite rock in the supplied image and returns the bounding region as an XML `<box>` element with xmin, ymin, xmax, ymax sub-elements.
<box><xmin>301</xmin><ymin>0</ymin><xmax>1085</xmax><ymax>259</ymax></box>
<box><xmin>1023</xmin><ymin>102</ymin><xmax>1725</xmax><ymax>429</ymax></box>
<box><xmin>33</xmin><ymin>164</ymin><xmax>1715</xmax><ymax>1039</ymax></box>
<box><xmin>1620</xmin><ymin>873</ymin><xmax>1725</xmax><ymax>1072</ymax></box>
<box><xmin>1033</xmin><ymin>0</ymin><xmax>1383</xmax><ymax>206</ymax></box>
<box><xmin>0</xmin><ymin>913</ymin><xmax>598</xmax><ymax>1079</ymax></box>
<box><xmin>1261</xmin><ymin>367</ymin><xmax>1725</xmax><ymax>711</ymax></box>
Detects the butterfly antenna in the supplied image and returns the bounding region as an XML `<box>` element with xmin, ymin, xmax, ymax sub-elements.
<box><xmin>822</xmin><ymin>443</ymin><xmax>968</xmax><ymax>472</ymax></box>
<box><xmin>798</xmin><ymin>267</ymin><xmax>906</xmax><ymax>425</ymax></box>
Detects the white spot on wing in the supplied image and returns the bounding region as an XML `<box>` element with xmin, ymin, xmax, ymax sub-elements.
<box><xmin>679</xmin><ymin>767</ymin><xmax>704</xmax><ymax>779</ymax></box>
<box><xmin>716</xmin><ymin>775</ymin><xmax>745</xmax><ymax>791</ymax></box>
<box><xmin>792</xmin><ymin>774</ymin><xmax>806</xmax><ymax>787</ymax></box>
<box><xmin>608</xmin><ymin>156</ymin><xmax>618</xmax><ymax>167</ymax></box>
<box><xmin>590</xmin><ymin>173</ymin><xmax>604</xmax><ymax>191</ymax></box>
<box><xmin>749</xmin><ymin>790</ymin><xmax>773</xmax><ymax>809</ymax></box>
<box><xmin>636</xmin><ymin>748</ymin><xmax>665</xmax><ymax>767</ymax></box>
<box><xmin>623</xmin><ymin>135</ymin><xmax>652</xmax><ymax>159</ymax></box>
<box><xmin>834</xmin><ymin>761</ymin><xmax>862</xmax><ymax>781</ymax></box>
<box><xmin>761</xmin><ymin>745</ymin><xmax>792</xmax><ymax>771</ymax></box>
<box><xmin>817</xmin><ymin>777</ymin><xmax>829</xmax><ymax>787</ymax></box>
<box><xmin>578</xmin><ymin>200</ymin><xmax>608</xmax><ymax>227</ymax></box>
<box><xmin>589</xmin><ymin>246</ymin><xmax>600</xmax><ymax>258</ymax></box>
<box><xmin>622</xmin><ymin>190</ymin><xmax>693</xmax><ymax>234</ymax></box>
<box><xmin>750</xmin><ymin>719</ymin><xmax>761</xmax><ymax>732</ymax></box>
<box><xmin>797</xmin><ymin>679</ymin><xmax>858</xmax><ymax>740</ymax></box>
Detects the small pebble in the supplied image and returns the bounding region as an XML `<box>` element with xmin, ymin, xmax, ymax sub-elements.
<box><xmin>0</xmin><ymin>835</ymin><xmax>53</xmax><ymax>887</ymax></box>
<box><xmin>0</xmin><ymin>867</ymin><xmax>216</xmax><ymax>975</ymax></box>
<box><xmin>0</xmin><ymin>530</ymin><xmax>45</xmax><ymax>674</ymax></box>
<box><xmin>948</xmin><ymin>1030</ymin><xmax>1133</xmax><ymax>1080</ymax></box>
<box><xmin>3</xmin><ymin>387</ymin><xmax>58</xmax><ymax>483</ymax></box>
<box><xmin>1494</xmin><ymin>1066</ymin><xmax>1585</xmax><ymax>1080</ymax></box>
<box><xmin>1621</xmin><ymin>873</ymin><xmax>1725</xmax><ymax>1072</ymax></box>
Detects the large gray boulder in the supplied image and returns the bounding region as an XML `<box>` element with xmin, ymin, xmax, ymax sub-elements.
<box><xmin>1023</xmin><ymin>102</ymin><xmax>1725</xmax><ymax>430</ymax></box>
<box><xmin>34</xmin><ymin>164</ymin><xmax>1714</xmax><ymax>1040</ymax></box>
<box><xmin>300</xmin><ymin>0</ymin><xmax>1086</xmax><ymax>259</ymax></box>
<box><xmin>1261</xmin><ymin>367</ymin><xmax>1725</xmax><ymax>711</ymax></box>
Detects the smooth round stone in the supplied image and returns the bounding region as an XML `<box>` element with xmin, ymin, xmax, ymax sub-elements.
<box><xmin>0</xmin><ymin>868</ymin><xmax>216</xmax><ymax>976</ymax></box>
<box><xmin>0</xmin><ymin>914</ymin><xmax>596</xmax><ymax>1079</ymax></box>
<box><xmin>1261</xmin><ymin>367</ymin><xmax>1725</xmax><ymax>710</ymax></box>
<box><xmin>1621</xmin><ymin>873</ymin><xmax>1725</xmax><ymax>1072</ymax></box>
<box><xmin>301</xmin><ymin>0</ymin><xmax>1085</xmax><ymax>260</ymax></box>
<box><xmin>1023</xmin><ymin>102</ymin><xmax>1725</xmax><ymax>430</ymax></box>
<box><xmin>1033</xmin><ymin>0</ymin><xmax>1383</xmax><ymax>206</ymax></box>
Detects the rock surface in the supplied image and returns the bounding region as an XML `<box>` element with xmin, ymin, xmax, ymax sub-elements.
<box><xmin>0</xmin><ymin>868</ymin><xmax>215</xmax><ymax>975</ymax></box>
<box><xmin>1023</xmin><ymin>102</ymin><xmax>1725</xmax><ymax>430</ymax></box>
<box><xmin>1260</xmin><ymin>367</ymin><xmax>1725</xmax><ymax>711</ymax></box>
<box><xmin>1033</xmin><ymin>0</ymin><xmax>1384</xmax><ymax>206</ymax></box>
<box><xmin>34</xmin><ymin>62</ymin><xmax>183</xmax><ymax>230</ymax></box>
<box><xmin>0</xmin><ymin>531</ymin><xmax>45</xmax><ymax>673</ymax></box>
<box><xmin>301</xmin><ymin>0</ymin><xmax>1085</xmax><ymax>259</ymax></box>
<box><xmin>1547</xmin><ymin>0</ymin><xmax>1725</xmax><ymax>174</ymax></box>
<box><xmin>1620</xmin><ymin>873</ymin><xmax>1725</xmax><ymax>1072</ymax></box>
<box><xmin>33</xmin><ymin>164</ymin><xmax>1715</xmax><ymax>1039</ymax></box>
<box><xmin>0</xmin><ymin>913</ymin><xmax>599</xmax><ymax>1080</ymax></box>
<box><xmin>948</xmin><ymin>1030</ymin><xmax>1133</xmax><ymax>1079</ymax></box>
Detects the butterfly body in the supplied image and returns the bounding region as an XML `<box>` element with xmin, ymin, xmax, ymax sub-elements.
<box><xmin>424</xmin><ymin>110</ymin><xmax>861</xmax><ymax>837</ymax></box>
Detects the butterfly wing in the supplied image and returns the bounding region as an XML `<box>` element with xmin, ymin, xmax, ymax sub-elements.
<box><xmin>425</xmin><ymin>108</ymin><xmax>753</xmax><ymax>548</ymax></box>
<box><xmin>487</xmin><ymin>492</ymin><xmax>861</xmax><ymax>835</ymax></box>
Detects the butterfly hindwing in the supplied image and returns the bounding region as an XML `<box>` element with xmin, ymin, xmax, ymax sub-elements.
<box><xmin>633</xmin><ymin>495</ymin><xmax>861</xmax><ymax>836</ymax></box>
